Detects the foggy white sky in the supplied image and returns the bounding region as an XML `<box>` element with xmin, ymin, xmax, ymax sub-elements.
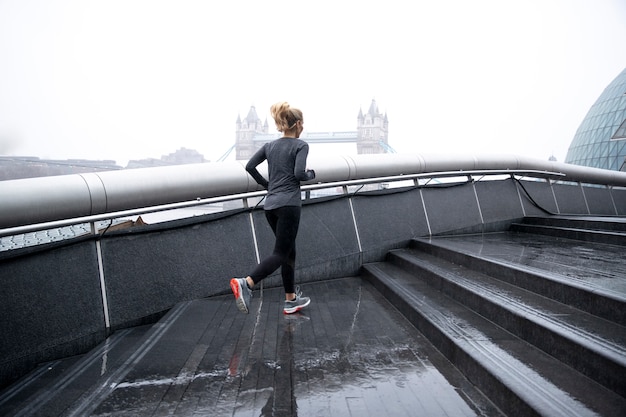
<box><xmin>1</xmin><ymin>0</ymin><xmax>625</xmax><ymax>166</ymax></box>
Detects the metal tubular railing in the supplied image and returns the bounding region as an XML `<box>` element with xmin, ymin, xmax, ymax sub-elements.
<box><xmin>1</xmin><ymin>153</ymin><xmax>625</xmax><ymax>236</ymax></box>
<box><xmin>0</xmin><ymin>169</ymin><xmax>566</xmax><ymax>239</ymax></box>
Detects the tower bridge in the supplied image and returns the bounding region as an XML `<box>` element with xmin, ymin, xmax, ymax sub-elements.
<box><xmin>233</xmin><ymin>99</ymin><xmax>393</xmax><ymax>160</ymax></box>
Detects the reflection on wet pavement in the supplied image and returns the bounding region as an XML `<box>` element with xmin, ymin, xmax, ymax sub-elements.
<box><xmin>90</xmin><ymin>279</ymin><xmax>499</xmax><ymax>416</ymax></box>
<box><xmin>428</xmin><ymin>232</ymin><xmax>626</xmax><ymax>296</ymax></box>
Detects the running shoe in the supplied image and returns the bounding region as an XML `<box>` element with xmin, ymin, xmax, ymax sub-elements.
<box><xmin>283</xmin><ymin>287</ymin><xmax>310</xmax><ymax>314</ymax></box>
<box><xmin>230</xmin><ymin>278</ymin><xmax>252</xmax><ymax>314</ymax></box>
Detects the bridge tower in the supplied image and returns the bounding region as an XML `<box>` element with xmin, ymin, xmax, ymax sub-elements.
<box><xmin>357</xmin><ymin>99</ymin><xmax>389</xmax><ymax>154</ymax></box>
<box><xmin>235</xmin><ymin>106</ymin><xmax>268</xmax><ymax>160</ymax></box>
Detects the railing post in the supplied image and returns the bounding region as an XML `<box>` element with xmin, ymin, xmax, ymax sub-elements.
<box><xmin>579</xmin><ymin>182</ymin><xmax>591</xmax><ymax>215</ymax></box>
<box><xmin>549</xmin><ymin>179</ymin><xmax>561</xmax><ymax>214</ymax></box>
<box><xmin>512</xmin><ymin>175</ymin><xmax>528</xmax><ymax>217</ymax></box>
<box><xmin>91</xmin><ymin>222</ymin><xmax>111</xmax><ymax>331</ymax></box>
<box><xmin>609</xmin><ymin>186</ymin><xmax>619</xmax><ymax>215</ymax></box>
<box><xmin>244</xmin><ymin>198</ymin><xmax>261</xmax><ymax>264</ymax></box>
<box><xmin>471</xmin><ymin>179</ymin><xmax>485</xmax><ymax>225</ymax></box>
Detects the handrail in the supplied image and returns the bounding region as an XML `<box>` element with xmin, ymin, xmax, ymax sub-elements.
<box><xmin>0</xmin><ymin>190</ymin><xmax>263</xmax><ymax>238</ymax></box>
<box><xmin>1</xmin><ymin>153</ymin><xmax>625</xmax><ymax>231</ymax></box>
<box><xmin>303</xmin><ymin>169</ymin><xmax>566</xmax><ymax>192</ymax></box>
<box><xmin>0</xmin><ymin>169</ymin><xmax>565</xmax><ymax>238</ymax></box>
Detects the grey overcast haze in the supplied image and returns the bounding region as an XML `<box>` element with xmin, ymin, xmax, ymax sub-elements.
<box><xmin>1</xmin><ymin>0</ymin><xmax>625</xmax><ymax>166</ymax></box>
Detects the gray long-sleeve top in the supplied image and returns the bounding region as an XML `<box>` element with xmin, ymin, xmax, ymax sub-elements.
<box><xmin>245</xmin><ymin>137</ymin><xmax>315</xmax><ymax>210</ymax></box>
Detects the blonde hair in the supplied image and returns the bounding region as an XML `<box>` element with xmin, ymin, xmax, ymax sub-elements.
<box><xmin>270</xmin><ymin>102</ymin><xmax>303</xmax><ymax>132</ymax></box>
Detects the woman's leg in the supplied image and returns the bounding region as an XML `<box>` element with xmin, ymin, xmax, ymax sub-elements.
<box><xmin>281</xmin><ymin>247</ymin><xmax>296</xmax><ymax>296</ymax></box>
<box><xmin>270</xmin><ymin>207</ymin><xmax>299</xmax><ymax>298</ymax></box>
<box><xmin>248</xmin><ymin>206</ymin><xmax>300</xmax><ymax>293</ymax></box>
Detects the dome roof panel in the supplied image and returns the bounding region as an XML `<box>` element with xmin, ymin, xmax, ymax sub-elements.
<box><xmin>566</xmin><ymin>66</ymin><xmax>626</xmax><ymax>171</ymax></box>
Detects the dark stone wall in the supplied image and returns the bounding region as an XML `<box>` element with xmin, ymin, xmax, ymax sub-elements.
<box><xmin>552</xmin><ymin>182</ymin><xmax>589</xmax><ymax>214</ymax></box>
<box><xmin>476</xmin><ymin>179</ymin><xmax>525</xmax><ymax>225</ymax></box>
<box><xmin>584</xmin><ymin>186</ymin><xmax>621</xmax><ymax>216</ymax></box>
<box><xmin>351</xmin><ymin>187</ymin><xmax>430</xmax><ymax>262</ymax></box>
<box><xmin>0</xmin><ymin>242</ymin><xmax>105</xmax><ymax>387</ymax></box>
<box><xmin>614</xmin><ymin>188</ymin><xmax>626</xmax><ymax>215</ymax></box>
<box><xmin>100</xmin><ymin>210</ymin><xmax>260</xmax><ymax>330</ymax></box>
<box><xmin>422</xmin><ymin>182</ymin><xmax>483</xmax><ymax>235</ymax></box>
<box><xmin>0</xmin><ymin>178</ymin><xmax>622</xmax><ymax>388</ymax></box>
<box><xmin>517</xmin><ymin>179</ymin><xmax>559</xmax><ymax>215</ymax></box>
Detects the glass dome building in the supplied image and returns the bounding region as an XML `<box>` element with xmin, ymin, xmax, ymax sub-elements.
<box><xmin>565</xmin><ymin>67</ymin><xmax>626</xmax><ymax>171</ymax></box>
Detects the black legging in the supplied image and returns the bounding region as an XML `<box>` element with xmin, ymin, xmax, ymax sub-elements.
<box><xmin>249</xmin><ymin>206</ymin><xmax>300</xmax><ymax>294</ymax></box>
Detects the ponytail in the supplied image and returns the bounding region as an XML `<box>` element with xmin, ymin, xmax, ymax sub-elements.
<box><xmin>270</xmin><ymin>102</ymin><xmax>303</xmax><ymax>132</ymax></box>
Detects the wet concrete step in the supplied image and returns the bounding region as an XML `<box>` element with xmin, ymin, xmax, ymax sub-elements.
<box><xmin>362</xmin><ymin>261</ymin><xmax>626</xmax><ymax>417</ymax></box>
<box><xmin>386</xmin><ymin>246</ymin><xmax>626</xmax><ymax>398</ymax></box>
<box><xmin>517</xmin><ymin>216</ymin><xmax>626</xmax><ymax>232</ymax></box>
<box><xmin>410</xmin><ymin>236</ymin><xmax>626</xmax><ymax>327</ymax></box>
<box><xmin>510</xmin><ymin>216</ymin><xmax>626</xmax><ymax>246</ymax></box>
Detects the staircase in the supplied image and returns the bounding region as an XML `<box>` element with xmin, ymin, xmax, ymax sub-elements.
<box><xmin>363</xmin><ymin>216</ymin><xmax>626</xmax><ymax>417</ymax></box>
<box><xmin>510</xmin><ymin>215</ymin><xmax>626</xmax><ymax>246</ymax></box>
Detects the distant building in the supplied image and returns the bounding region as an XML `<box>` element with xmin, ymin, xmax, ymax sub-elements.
<box><xmin>1</xmin><ymin>148</ymin><xmax>207</xmax><ymax>180</ymax></box>
<box><xmin>162</xmin><ymin>147</ymin><xmax>206</xmax><ymax>164</ymax></box>
<box><xmin>235</xmin><ymin>100</ymin><xmax>391</xmax><ymax>160</ymax></box>
<box><xmin>565</xmin><ymin>67</ymin><xmax>626</xmax><ymax>171</ymax></box>
<box><xmin>0</xmin><ymin>156</ymin><xmax>122</xmax><ymax>181</ymax></box>
<box><xmin>126</xmin><ymin>148</ymin><xmax>206</xmax><ymax>169</ymax></box>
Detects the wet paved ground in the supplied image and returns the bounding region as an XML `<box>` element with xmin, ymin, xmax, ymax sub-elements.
<box><xmin>63</xmin><ymin>278</ymin><xmax>500</xmax><ymax>417</ymax></box>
